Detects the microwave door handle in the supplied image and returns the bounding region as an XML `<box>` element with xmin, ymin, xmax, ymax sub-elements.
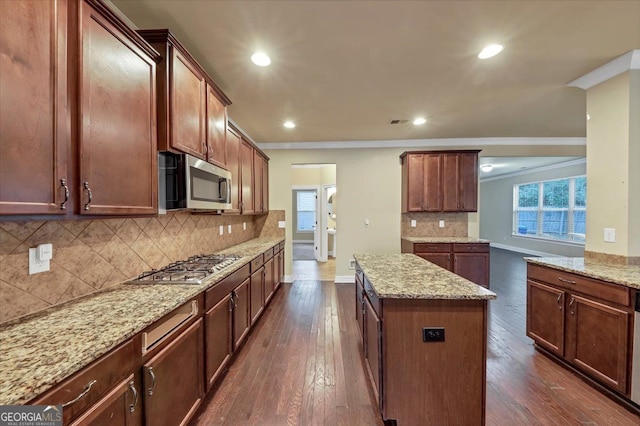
<box><xmin>227</xmin><ymin>179</ymin><xmax>232</xmax><ymax>203</ymax></box>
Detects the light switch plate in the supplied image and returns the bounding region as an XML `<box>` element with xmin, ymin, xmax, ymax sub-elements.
<box><xmin>29</xmin><ymin>248</ymin><xmax>50</xmax><ymax>275</ymax></box>
<box><xmin>243</xmin><ymin>222</ymin><xmax>247</xmax><ymax>230</ymax></box>
<box><xmin>228</xmin><ymin>224</ymin><xmax>232</xmax><ymax>234</ymax></box>
<box><xmin>410</xmin><ymin>219</ymin><xmax>417</xmax><ymax>227</ymax></box>
<box><xmin>364</xmin><ymin>219</ymin><xmax>370</xmax><ymax>228</ymax></box>
<box><xmin>604</xmin><ymin>227</ymin><xmax>616</xmax><ymax>242</ymax></box>
<box><xmin>439</xmin><ymin>220</ymin><xmax>445</xmax><ymax>228</ymax></box>
<box><xmin>219</xmin><ymin>225</ymin><xmax>224</xmax><ymax>236</ymax></box>
<box><xmin>278</xmin><ymin>221</ymin><xmax>286</xmax><ymax>229</ymax></box>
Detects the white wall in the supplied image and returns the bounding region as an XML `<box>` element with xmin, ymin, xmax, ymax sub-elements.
<box><xmin>479</xmin><ymin>161</ymin><xmax>586</xmax><ymax>257</ymax></box>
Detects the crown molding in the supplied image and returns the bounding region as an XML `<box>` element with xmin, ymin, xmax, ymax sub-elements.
<box><xmin>480</xmin><ymin>158</ymin><xmax>586</xmax><ymax>183</ymax></box>
<box><xmin>257</xmin><ymin>137</ymin><xmax>585</xmax><ymax>151</ymax></box>
<box><xmin>567</xmin><ymin>49</ymin><xmax>640</xmax><ymax>90</ymax></box>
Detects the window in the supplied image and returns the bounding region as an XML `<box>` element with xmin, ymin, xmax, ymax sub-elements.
<box><xmin>513</xmin><ymin>176</ymin><xmax>586</xmax><ymax>243</ymax></box>
<box><xmin>296</xmin><ymin>191</ymin><xmax>316</xmax><ymax>232</ymax></box>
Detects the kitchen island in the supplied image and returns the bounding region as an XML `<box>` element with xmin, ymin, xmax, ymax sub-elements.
<box><xmin>354</xmin><ymin>253</ymin><xmax>496</xmax><ymax>426</ymax></box>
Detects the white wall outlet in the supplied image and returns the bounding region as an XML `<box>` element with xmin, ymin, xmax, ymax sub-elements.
<box><xmin>228</xmin><ymin>224</ymin><xmax>232</xmax><ymax>234</ymax></box>
<box><xmin>439</xmin><ymin>220</ymin><xmax>445</xmax><ymax>228</ymax></box>
<box><xmin>278</xmin><ymin>220</ymin><xmax>286</xmax><ymax>229</ymax></box>
<box><xmin>364</xmin><ymin>219</ymin><xmax>370</xmax><ymax>228</ymax></box>
<box><xmin>219</xmin><ymin>225</ymin><xmax>224</xmax><ymax>236</ymax></box>
<box><xmin>410</xmin><ymin>219</ymin><xmax>417</xmax><ymax>227</ymax></box>
<box><xmin>243</xmin><ymin>222</ymin><xmax>247</xmax><ymax>230</ymax></box>
<box><xmin>604</xmin><ymin>227</ymin><xmax>616</xmax><ymax>243</ymax></box>
<box><xmin>29</xmin><ymin>247</ymin><xmax>50</xmax><ymax>275</ymax></box>
<box><xmin>348</xmin><ymin>259</ymin><xmax>356</xmax><ymax>270</ymax></box>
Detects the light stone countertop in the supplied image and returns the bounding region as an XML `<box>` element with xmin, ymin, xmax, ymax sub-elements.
<box><xmin>525</xmin><ymin>257</ymin><xmax>640</xmax><ymax>289</ymax></box>
<box><xmin>0</xmin><ymin>237</ymin><xmax>283</xmax><ymax>406</ymax></box>
<box><xmin>402</xmin><ymin>236</ymin><xmax>491</xmax><ymax>244</ymax></box>
<box><xmin>353</xmin><ymin>253</ymin><xmax>496</xmax><ymax>300</ymax></box>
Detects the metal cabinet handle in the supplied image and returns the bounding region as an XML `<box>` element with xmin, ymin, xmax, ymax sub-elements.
<box><xmin>569</xmin><ymin>297</ymin><xmax>575</xmax><ymax>315</ymax></box>
<box><xmin>62</xmin><ymin>379</ymin><xmax>97</xmax><ymax>407</ymax></box>
<box><xmin>83</xmin><ymin>182</ymin><xmax>92</xmax><ymax>210</ymax></box>
<box><xmin>558</xmin><ymin>277</ymin><xmax>576</xmax><ymax>285</ymax></box>
<box><xmin>147</xmin><ymin>367</ymin><xmax>156</xmax><ymax>396</ymax></box>
<box><xmin>128</xmin><ymin>380</ymin><xmax>138</xmax><ymax>413</ymax></box>
<box><xmin>60</xmin><ymin>179</ymin><xmax>69</xmax><ymax>210</ymax></box>
<box><xmin>556</xmin><ymin>294</ymin><xmax>563</xmax><ymax>310</ymax></box>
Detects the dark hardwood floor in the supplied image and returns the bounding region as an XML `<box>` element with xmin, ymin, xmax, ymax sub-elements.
<box><xmin>192</xmin><ymin>249</ymin><xmax>640</xmax><ymax>425</ymax></box>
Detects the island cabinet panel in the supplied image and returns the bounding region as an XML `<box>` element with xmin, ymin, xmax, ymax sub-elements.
<box><xmin>526</xmin><ymin>263</ymin><xmax>632</xmax><ymax>397</ymax></box>
<box><xmin>383</xmin><ymin>299</ymin><xmax>487</xmax><ymax>425</ymax></box>
<box><xmin>364</xmin><ymin>297</ymin><xmax>382</xmax><ymax>406</ymax></box>
<box><xmin>79</xmin><ymin>0</ymin><xmax>158</xmax><ymax>215</ymax></box>
<box><xmin>143</xmin><ymin>319</ymin><xmax>204</xmax><ymax>426</ymax></box>
<box><xmin>0</xmin><ymin>0</ymin><xmax>68</xmax><ymax>215</ymax></box>
<box><xmin>355</xmin><ymin>271</ymin><xmax>365</xmax><ymax>340</ymax></box>
<box><xmin>224</xmin><ymin>127</ymin><xmax>242</xmax><ymax>213</ymax></box>
<box><xmin>204</xmin><ymin>294</ymin><xmax>232</xmax><ymax>391</ymax></box>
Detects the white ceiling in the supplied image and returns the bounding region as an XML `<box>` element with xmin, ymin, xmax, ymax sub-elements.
<box><xmin>111</xmin><ymin>0</ymin><xmax>640</xmax><ymax>144</ymax></box>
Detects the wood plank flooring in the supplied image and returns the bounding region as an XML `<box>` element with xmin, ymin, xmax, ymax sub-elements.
<box><xmin>192</xmin><ymin>250</ymin><xmax>640</xmax><ymax>425</ymax></box>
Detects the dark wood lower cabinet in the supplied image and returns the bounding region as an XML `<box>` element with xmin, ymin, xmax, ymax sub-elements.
<box><xmin>364</xmin><ymin>297</ymin><xmax>381</xmax><ymax>406</ymax></box>
<box><xmin>355</xmin><ymin>276</ymin><xmax>365</xmax><ymax>340</ymax></box>
<box><xmin>233</xmin><ymin>278</ymin><xmax>251</xmax><ymax>350</ymax></box>
<box><xmin>250</xmin><ymin>268</ymin><xmax>265</xmax><ymax>325</ymax></box>
<box><xmin>526</xmin><ymin>280</ymin><xmax>565</xmax><ymax>357</ymax></box>
<box><xmin>70</xmin><ymin>375</ymin><xmax>140</xmax><ymax>426</ymax></box>
<box><xmin>264</xmin><ymin>257</ymin><xmax>275</xmax><ymax>304</ymax></box>
<box><xmin>416</xmin><ymin>252</ymin><xmax>450</xmax><ymax>270</ymax></box>
<box><xmin>143</xmin><ymin>319</ymin><xmax>204</xmax><ymax>426</ymax></box>
<box><xmin>205</xmin><ymin>294</ymin><xmax>232</xmax><ymax>391</ymax></box>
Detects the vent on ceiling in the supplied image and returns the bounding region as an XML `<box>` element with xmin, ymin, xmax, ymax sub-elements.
<box><xmin>389</xmin><ymin>119</ymin><xmax>409</xmax><ymax>125</ymax></box>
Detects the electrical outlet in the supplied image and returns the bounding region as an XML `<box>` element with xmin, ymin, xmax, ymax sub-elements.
<box><xmin>364</xmin><ymin>219</ymin><xmax>370</xmax><ymax>228</ymax></box>
<box><xmin>604</xmin><ymin>228</ymin><xmax>616</xmax><ymax>243</ymax></box>
<box><xmin>348</xmin><ymin>259</ymin><xmax>356</xmax><ymax>270</ymax></box>
<box><xmin>219</xmin><ymin>225</ymin><xmax>224</xmax><ymax>236</ymax></box>
<box><xmin>422</xmin><ymin>327</ymin><xmax>445</xmax><ymax>342</ymax></box>
<box><xmin>439</xmin><ymin>220</ymin><xmax>445</xmax><ymax>228</ymax></box>
<box><xmin>278</xmin><ymin>221</ymin><xmax>286</xmax><ymax>229</ymax></box>
<box><xmin>228</xmin><ymin>224</ymin><xmax>232</xmax><ymax>234</ymax></box>
<box><xmin>29</xmin><ymin>248</ymin><xmax>50</xmax><ymax>275</ymax></box>
<box><xmin>410</xmin><ymin>219</ymin><xmax>417</xmax><ymax>227</ymax></box>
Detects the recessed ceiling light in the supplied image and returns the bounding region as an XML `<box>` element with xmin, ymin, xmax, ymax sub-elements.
<box><xmin>478</xmin><ymin>44</ymin><xmax>504</xmax><ymax>59</ymax></box>
<box><xmin>480</xmin><ymin>164</ymin><xmax>493</xmax><ymax>172</ymax></box>
<box><xmin>251</xmin><ymin>52</ymin><xmax>271</xmax><ymax>67</ymax></box>
<box><xmin>283</xmin><ymin>121</ymin><xmax>296</xmax><ymax>129</ymax></box>
<box><xmin>413</xmin><ymin>117</ymin><xmax>426</xmax><ymax>125</ymax></box>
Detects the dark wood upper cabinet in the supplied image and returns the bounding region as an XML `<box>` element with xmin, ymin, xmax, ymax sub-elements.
<box><xmin>0</xmin><ymin>0</ymin><xmax>68</xmax><ymax>215</ymax></box>
<box><xmin>262</xmin><ymin>155</ymin><xmax>269</xmax><ymax>212</ymax></box>
<box><xmin>401</xmin><ymin>150</ymin><xmax>480</xmax><ymax>213</ymax></box>
<box><xmin>79</xmin><ymin>0</ymin><xmax>158</xmax><ymax>215</ymax></box>
<box><xmin>225</xmin><ymin>126</ymin><xmax>241</xmax><ymax>214</ymax></box>
<box><xmin>240</xmin><ymin>138</ymin><xmax>254</xmax><ymax>214</ymax></box>
<box><xmin>253</xmin><ymin>149</ymin><xmax>263</xmax><ymax>213</ymax></box>
<box><xmin>207</xmin><ymin>84</ymin><xmax>228</xmax><ymax>168</ymax></box>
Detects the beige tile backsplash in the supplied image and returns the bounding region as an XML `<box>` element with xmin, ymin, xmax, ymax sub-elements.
<box><xmin>401</xmin><ymin>212</ymin><xmax>468</xmax><ymax>237</ymax></box>
<box><xmin>0</xmin><ymin>211</ymin><xmax>285</xmax><ymax>324</ymax></box>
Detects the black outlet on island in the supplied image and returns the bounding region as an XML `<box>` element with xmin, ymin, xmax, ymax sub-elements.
<box><xmin>422</xmin><ymin>327</ymin><xmax>445</xmax><ymax>342</ymax></box>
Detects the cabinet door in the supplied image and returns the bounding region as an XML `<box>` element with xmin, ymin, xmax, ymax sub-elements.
<box><xmin>526</xmin><ymin>280</ymin><xmax>565</xmax><ymax>357</ymax></box>
<box><xmin>566</xmin><ymin>294</ymin><xmax>629</xmax><ymax>393</ymax></box>
<box><xmin>278</xmin><ymin>249</ymin><xmax>285</xmax><ymax>288</ymax></box>
<box><xmin>250</xmin><ymin>268</ymin><xmax>264</xmax><ymax>325</ymax></box>
<box><xmin>416</xmin><ymin>253</ymin><xmax>451</xmax><ymax>270</ymax></box>
<box><xmin>225</xmin><ymin>128</ymin><xmax>241</xmax><ymax>213</ymax></box>
<box><xmin>143</xmin><ymin>319</ymin><xmax>204</xmax><ymax>426</ymax></box>
<box><xmin>0</xmin><ymin>0</ymin><xmax>68</xmax><ymax>215</ymax></box>
<box><xmin>240</xmin><ymin>139</ymin><xmax>254</xmax><ymax>214</ymax></box>
<box><xmin>264</xmin><ymin>257</ymin><xmax>275</xmax><ymax>304</ymax></box>
<box><xmin>422</xmin><ymin>154</ymin><xmax>442</xmax><ymax>211</ymax></box>
<box><xmin>253</xmin><ymin>150</ymin><xmax>263</xmax><ymax>213</ymax></box>
<box><xmin>170</xmin><ymin>49</ymin><xmax>206</xmax><ymax>159</ymax></box>
<box><xmin>442</xmin><ymin>153</ymin><xmax>460</xmax><ymax>211</ymax></box>
<box><xmin>205</xmin><ymin>294</ymin><xmax>232</xmax><ymax>391</ymax></box>
<box><xmin>459</xmin><ymin>152</ymin><xmax>478</xmax><ymax>211</ymax></box>
<box><xmin>262</xmin><ymin>157</ymin><xmax>269</xmax><ymax>212</ymax></box>
<box><xmin>233</xmin><ymin>278</ymin><xmax>251</xmax><ymax>350</ymax></box>
<box><xmin>356</xmin><ymin>276</ymin><xmax>365</xmax><ymax>341</ymax></box>
<box><xmin>403</xmin><ymin>154</ymin><xmax>424</xmax><ymax>212</ymax></box>
<box><xmin>79</xmin><ymin>1</ymin><xmax>157</xmax><ymax>215</ymax></box>
<box><xmin>70</xmin><ymin>375</ymin><xmax>140</xmax><ymax>426</ymax></box>
<box><xmin>364</xmin><ymin>296</ymin><xmax>382</xmax><ymax>405</ymax></box>
<box><xmin>453</xmin><ymin>253</ymin><xmax>489</xmax><ymax>287</ymax></box>
<box><xmin>206</xmin><ymin>85</ymin><xmax>227</xmax><ymax>167</ymax></box>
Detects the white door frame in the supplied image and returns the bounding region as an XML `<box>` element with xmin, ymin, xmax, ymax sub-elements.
<box><xmin>321</xmin><ymin>184</ymin><xmax>336</xmax><ymax>258</ymax></box>
<box><xmin>292</xmin><ymin>185</ymin><xmax>323</xmax><ymax>261</ymax></box>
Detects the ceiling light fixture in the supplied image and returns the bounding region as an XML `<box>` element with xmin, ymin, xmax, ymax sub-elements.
<box><xmin>413</xmin><ymin>117</ymin><xmax>426</xmax><ymax>125</ymax></box>
<box><xmin>480</xmin><ymin>164</ymin><xmax>493</xmax><ymax>172</ymax></box>
<box><xmin>251</xmin><ymin>52</ymin><xmax>271</xmax><ymax>67</ymax></box>
<box><xmin>478</xmin><ymin>44</ymin><xmax>504</xmax><ymax>59</ymax></box>
<box><xmin>283</xmin><ymin>121</ymin><xmax>296</xmax><ymax>129</ymax></box>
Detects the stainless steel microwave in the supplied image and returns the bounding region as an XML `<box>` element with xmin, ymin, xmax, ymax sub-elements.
<box><xmin>159</xmin><ymin>152</ymin><xmax>231</xmax><ymax>211</ymax></box>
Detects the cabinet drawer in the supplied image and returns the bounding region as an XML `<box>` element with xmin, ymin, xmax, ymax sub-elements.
<box><xmin>251</xmin><ymin>254</ymin><xmax>264</xmax><ymax>272</ymax></box>
<box><xmin>205</xmin><ymin>263</ymin><xmax>250</xmax><ymax>310</ymax></box>
<box><xmin>264</xmin><ymin>247</ymin><xmax>274</xmax><ymax>261</ymax></box>
<box><xmin>31</xmin><ymin>340</ymin><xmax>135</xmax><ymax>424</ymax></box>
<box><xmin>279</xmin><ymin>241</ymin><xmax>285</xmax><ymax>251</ymax></box>
<box><xmin>414</xmin><ymin>243</ymin><xmax>451</xmax><ymax>253</ymax></box>
<box><xmin>528</xmin><ymin>264</ymin><xmax>630</xmax><ymax>306</ymax></box>
<box><xmin>453</xmin><ymin>243</ymin><xmax>489</xmax><ymax>253</ymax></box>
<box><xmin>363</xmin><ymin>275</ymin><xmax>381</xmax><ymax>318</ymax></box>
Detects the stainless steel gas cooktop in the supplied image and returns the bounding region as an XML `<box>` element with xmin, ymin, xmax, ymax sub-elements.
<box><xmin>128</xmin><ymin>254</ymin><xmax>242</xmax><ymax>285</ymax></box>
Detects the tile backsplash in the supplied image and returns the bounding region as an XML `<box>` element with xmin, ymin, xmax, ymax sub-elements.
<box><xmin>401</xmin><ymin>212</ymin><xmax>468</xmax><ymax>237</ymax></box>
<box><xmin>0</xmin><ymin>211</ymin><xmax>285</xmax><ymax>324</ymax></box>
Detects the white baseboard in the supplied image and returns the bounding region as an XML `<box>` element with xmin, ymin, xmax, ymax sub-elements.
<box><xmin>283</xmin><ymin>275</ymin><xmax>294</xmax><ymax>283</ymax></box>
<box><xmin>292</xmin><ymin>240</ymin><xmax>313</xmax><ymax>244</ymax></box>
<box><xmin>334</xmin><ymin>275</ymin><xmax>355</xmax><ymax>283</ymax></box>
<box><xmin>490</xmin><ymin>242</ymin><xmax>560</xmax><ymax>258</ymax></box>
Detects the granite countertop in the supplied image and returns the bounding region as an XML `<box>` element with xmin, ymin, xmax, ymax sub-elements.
<box><xmin>0</xmin><ymin>237</ymin><xmax>283</xmax><ymax>406</ymax></box>
<box><xmin>402</xmin><ymin>236</ymin><xmax>491</xmax><ymax>244</ymax></box>
<box><xmin>353</xmin><ymin>253</ymin><xmax>496</xmax><ymax>300</ymax></box>
<box><xmin>525</xmin><ymin>257</ymin><xmax>640</xmax><ymax>290</ymax></box>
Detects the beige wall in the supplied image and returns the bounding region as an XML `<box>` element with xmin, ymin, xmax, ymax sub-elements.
<box><xmin>264</xmin><ymin>143</ymin><xmax>586</xmax><ymax>279</ymax></box>
<box><xmin>585</xmin><ymin>71</ymin><xmax>639</xmax><ymax>258</ymax></box>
